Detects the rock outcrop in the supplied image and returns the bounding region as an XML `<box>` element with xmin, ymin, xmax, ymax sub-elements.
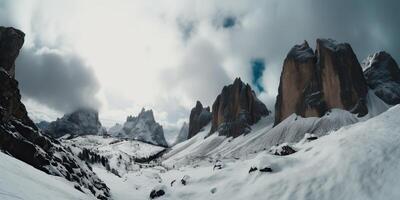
<box><xmin>109</xmin><ymin>108</ymin><xmax>168</xmax><ymax>147</ymax></box>
<box><xmin>0</xmin><ymin>27</ymin><xmax>110</xmax><ymax>199</ymax></box>
<box><xmin>0</xmin><ymin>27</ymin><xmax>24</xmax><ymax>78</ymax></box>
<box><xmin>274</xmin><ymin>39</ymin><xmax>368</xmax><ymax>125</ymax></box>
<box><xmin>188</xmin><ymin>101</ymin><xmax>211</xmax><ymax>139</ymax></box>
<box><xmin>363</xmin><ymin>51</ymin><xmax>400</xmax><ymax>105</ymax></box>
<box><xmin>209</xmin><ymin>78</ymin><xmax>270</xmax><ymax>137</ymax></box>
<box><xmin>44</xmin><ymin>108</ymin><xmax>105</xmax><ymax>138</ymax></box>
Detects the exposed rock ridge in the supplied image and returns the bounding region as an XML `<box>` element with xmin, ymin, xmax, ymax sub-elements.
<box><xmin>274</xmin><ymin>39</ymin><xmax>368</xmax><ymax>125</ymax></box>
<box><xmin>209</xmin><ymin>78</ymin><xmax>270</xmax><ymax>137</ymax></box>
<box><xmin>188</xmin><ymin>101</ymin><xmax>211</xmax><ymax>139</ymax></box>
<box><xmin>0</xmin><ymin>27</ymin><xmax>24</xmax><ymax>78</ymax></box>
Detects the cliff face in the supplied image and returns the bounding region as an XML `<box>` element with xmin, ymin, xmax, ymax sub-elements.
<box><xmin>274</xmin><ymin>39</ymin><xmax>368</xmax><ymax>125</ymax></box>
<box><xmin>0</xmin><ymin>27</ymin><xmax>24</xmax><ymax>78</ymax></box>
<box><xmin>363</xmin><ymin>51</ymin><xmax>400</xmax><ymax>105</ymax></box>
<box><xmin>209</xmin><ymin>78</ymin><xmax>270</xmax><ymax>137</ymax></box>
<box><xmin>188</xmin><ymin>101</ymin><xmax>211</xmax><ymax>139</ymax></box>
<box><xmin>0</xmin><ymin>27</ymin><xmax>110</xmax><ymax>199</ymax></box>
<box><xmin>44</xmin><ymin>109</ymin><xmax>105</xmax><ymax>138</ymax></box>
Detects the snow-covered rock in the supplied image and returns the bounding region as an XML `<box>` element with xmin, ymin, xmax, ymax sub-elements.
<box><xmin>109</xmin><ymin>108</ymin><xmax>168</xmax><ymax>147</ymax></box>
<box><xmin>363</xmin><ymin>51</ymin><xmax>400</xmax><ymax>105</ymax></box>
<box><xmin>44</xmin><ymin>108</ymin><xmax>105</xmax><ymax>138</ymax></box>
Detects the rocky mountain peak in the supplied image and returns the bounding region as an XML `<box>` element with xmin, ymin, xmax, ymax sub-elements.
<box><xmin>209</xmin><ymin>78</ymin><xmax>270</xmax><ymax>137</ymax></box>
<box><xmin>188</xmin><ymin>101</ymin><xmax>212</xmax><ymax>139</ymax></box>
<box><xmin>43</xmin><ymin>108</ymin><xmax>104</xmax><ymax>138</ymax></box>
<box><xmin>275</xmin><ymin>38</ymin><xmax>368</xmax><ymax>125</ymax></box>
<box><xmin>363</xmin><ymin>51</ymin><xmax>400</xmax><ymax>105</ymax></box>
<box><xmin>0</xmin><ymin>27</ymin><xmax>24</xmax><ymax>78</ymax></box>
<box><xmin>110</xmin><ymin>108</ymin><xmax>168</xmax><ymax>147</ymax></box>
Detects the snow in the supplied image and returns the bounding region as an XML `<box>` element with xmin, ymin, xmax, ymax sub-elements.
<box><xmin>0</xmin><ymin>152</ymin><xmax>93</xmax><ymax>200</ymax></box>
<box><xmin>62</xmin><ymin>135</ymin><xmax>165</xmax><ymax>175</ymax></box>
<box><xmin>93</xmin><ymin>105</ymin><xmax>400</xmax><ymax>200</ymax></box>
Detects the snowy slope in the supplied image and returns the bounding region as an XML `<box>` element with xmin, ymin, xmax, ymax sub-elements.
<box><xmin>62</xmin><ymin>135</ymin><xmax>166</xmax><ymax>175</ymax></box>
<box><xmin>0</xmin><ymin>152</ymin><xmax>93</xmax><ymax>200</ymax></box>
<box><xmin>162</xmin><ymin>91</ymin><xmax>389</xmax><ymax>167</ymax></box>
<box><xmin>94</xmin><ymin>105</ymin><xmax>400</xmax><ymax>200</ymax></box>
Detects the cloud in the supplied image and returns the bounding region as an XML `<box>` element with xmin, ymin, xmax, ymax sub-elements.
<box><xmin>2</xmin><ymin>0</ymin><xmax>400</xmax><ymax>129</ymax></box>
<box><xmin>162</xmin><ymin>38</ymin><xmax>231</xmax><ymax>107</ymax></box>
<box><xmin>16</xmin><ymin>47</ymin><xmax>101</xmax><ymax>113</ymax></box>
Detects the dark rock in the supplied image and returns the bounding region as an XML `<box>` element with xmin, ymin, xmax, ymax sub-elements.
<box><xmin>363</xmin><ymin>51</ymin><xmax>400</xmax><ymax>105</ymax></box>
<box><xmin>44</xmin><ymin>108</ymin><xmax>105</xmax><ymax>138</ymax></box>
<box><xmin>306</xmin><ymin>136</ymin><xmax>318</xmax><ymax>141</ymax></box>
<box><xmin>0</xmin><ymin>27</ymin><xmax>24</xmax><ymax>78</ymax></box>
<box><xmin>188</xmin><ymin>101</ymin><xmax>211</xmax><ymax>139</ymax></box>
<box><xmin>248</xmin><ymin>167</ymin><xmax>258</xmax><ymax>173</ymax></box>
<box><xmin>271</xmin><ymin>145</ymin><xmax>296</xmax><ymax>156</ymax></box>
<box><xmin>181</xmin><ymin>175</ymin><xmax>190</xmax><ymax>186</ymax></box>
<box><xmin>0</xmin><ymin>27</ymin><xmax>110</xmax><ymax>199</ymax></box>
<box><xmin>274</xmin><ymin>39</ymin><xmax>368</xmax><ymax>125</ymax></box>
<box><xmin>170</xmin><ymin>180</ymin><xmax>176</xmax><ymax>187</ymax></box>
<box><xmin>259</xmin><ymin>167</ymin><xmax>273</xmax><ymax>172</ymax></box>
<box><xmin>150</xmin><ymin>189</ymin><xmax>165</xmax><ymax>199</ymax></box>
<box><xmin>209</xmin><ymin>78</ymin><xmax>270</xmax><ymax>137</ymax></box>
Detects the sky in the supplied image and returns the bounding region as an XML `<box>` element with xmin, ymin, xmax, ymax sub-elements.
<box><xmin>1</xmin><ymin>0</ymin><xmax>399</xmax><ymax>139</ymax></box>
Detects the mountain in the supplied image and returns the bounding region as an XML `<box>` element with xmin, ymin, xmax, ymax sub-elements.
<box><xmin>173</xmin><ymin>122</ymin><xmax>189</xmax><ymax>145</ymax></box>
<box><xmin>0</xmin><ymin>26</ymin><xmax>110</xmax><ymax>199</ymax></box>
<box><xmin>209</xmin><ymin>78</ymin><xmax>270</xmax><ymax>137</ymax></box>
<box><xmin>0</xmin><ymin>26</ymin><xmax>24</xmax><ymax>78</ymax></box>
<box><xmin>363</xmin><ymin>51</ymin><xmax>400</xmax><ymax>105</ymax></box>
<box><xmin>109</xmin><ymin>108</ymin><xmax>168</xmax><ymax>147</ymax></box>
<box><xmin>43</xmin><ymin>108</ymin><xmax>105</xmax><ymax>138</ymax></box>
<box><xmin>188</xmin><ymin>101</ymin><xmax>211</xmax><ymax>139</ymax></box>
<box><xmin>160</xmin><ymin>105</ymin><xmax>400</xmax><ymax>200</ymax></box>
<box><xmin>275</xmin><ymin>39</ymin><xmax>368</xmax><ymax>125</ymax></box>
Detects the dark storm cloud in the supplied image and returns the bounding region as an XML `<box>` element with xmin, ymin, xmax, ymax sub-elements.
<box><xmin>16</xmin><ymin>47</ymin><xmax>101</xmax><ymax>113</ymax></box>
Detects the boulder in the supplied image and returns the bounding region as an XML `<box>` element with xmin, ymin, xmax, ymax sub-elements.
<box><xmin>209</xmin><ymin>78</ymin><xmax>270</xmax><ymax>137</ymax></box>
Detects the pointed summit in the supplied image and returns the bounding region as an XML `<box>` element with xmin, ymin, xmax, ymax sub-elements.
<box><xmin>209</xmin><ymin>78</ymin><xmax>270</xmax><ymax>137</ymax></box>
<box><xmin>188</xmin><ymin>101</ymin><xmax>211</xmax><ymax>139</ymax></box>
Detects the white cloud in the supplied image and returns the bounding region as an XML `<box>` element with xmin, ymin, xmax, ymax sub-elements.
<box><xmin>2</xmin><ymin>0</ymin><xmax>399</xmax><ymax>134</ymax></box>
